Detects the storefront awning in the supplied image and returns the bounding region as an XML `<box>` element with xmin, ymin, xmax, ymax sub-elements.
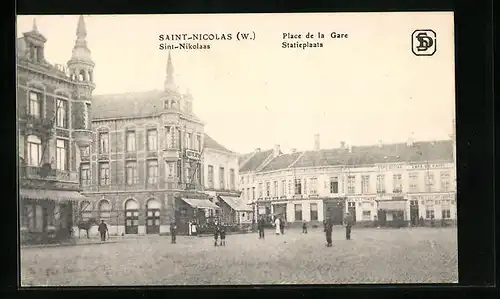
<box><xmin>378</xmin><ymin>200</ymin><xmax>407</xmax><ymax>211</ymax></box>
<box><xmin>181</xmin><ymin>198</ymin><xmax>220</xmax><ymax>209</ymax></box>
<box><xmin>218</xmin><ymin>196</ymin><xmax>252</xmax><ymax>212</ymax></box>
<box><xmin>20</xmin><ymin>188</ymin><xmax>90</xmax><ymax>202</ymax></box>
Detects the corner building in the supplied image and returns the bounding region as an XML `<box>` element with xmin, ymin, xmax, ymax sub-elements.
<box><xmin>202</xmin><ymin>135</ymin><xmax>251</xmax><ymax>226</ymax></box>
<box><xmin>82</xmin><ymin>53</ymin><xmax>217</xmax><ymax>236</ymax></box>
<box><xmin>17</xmin><ymin>17</ymin><xmax>95</xmax><ymax>243</ymax></box>
<box><xmin>241</xmin><ymin>138</ymin><xmax>457</xmax><ymax>227</ymax></box>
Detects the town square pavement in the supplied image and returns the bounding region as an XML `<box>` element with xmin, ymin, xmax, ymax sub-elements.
<box><xmin>20</xmin><ymin>227</ymin><xmax>458</xmax><ymax>286</ymax></box>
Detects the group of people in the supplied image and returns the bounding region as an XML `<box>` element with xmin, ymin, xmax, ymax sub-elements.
<box><xmin>324</xmin><ymin>212</ymin><xmax>354</xmax><ymax>247</ymax></box>
<box><xmin>255</xmin><ymin>212</ymin><xmax>354</xmax><ymax>247</ymax></box>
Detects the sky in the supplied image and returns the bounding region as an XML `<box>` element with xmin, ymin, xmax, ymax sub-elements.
<box><xmin>17</xmin><ymin>13</ymin><xmax>456</xmax><ymax>154</ymax></box>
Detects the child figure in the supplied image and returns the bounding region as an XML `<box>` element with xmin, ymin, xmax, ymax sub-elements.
<box><xmin>302</xmin><ymin>222</ymin><xmax>308</xmax><ymax>234</ymax></box>
<box><xmin>219</xmin><ymin>225</ymin><xmax>226</xmax><ymax>246</ymax></box>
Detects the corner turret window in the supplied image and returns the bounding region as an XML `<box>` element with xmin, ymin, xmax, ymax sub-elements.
<box><xmin>78</xmin><ymin>70</ymin><xmax>85</xmax><ymax>82</ymax></box>
<box><xmin>88</xmin><ymin>70</ymin><xmax>93</xmax><ymax>82</ymax></box>
<box><xmin>84</xmin><ymin>103</ymin><xmax>91</xmax><ymax>129</ymax></box>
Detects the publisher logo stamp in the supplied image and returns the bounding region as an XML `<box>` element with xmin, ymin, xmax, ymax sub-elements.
<box><xmin>412</xmin><ymin>29</ymin><xmax>437</xmax><ymax>56</ymax></box>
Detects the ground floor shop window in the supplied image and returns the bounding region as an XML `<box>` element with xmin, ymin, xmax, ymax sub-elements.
<box><xmin>294</xmin><ymin>204</ymin><xmax>302</xmax><ymax>221</ymax></box>
<box><xmin>34</xmin><ymin>205</ymin><xmax>44</xmax><ymax>232</ymax></box>
<box><xmin>425</xmin><ymin>205</ymin><xmax>435</xmax><ymax>219</ymax></box>
<box><xmin>441</xmin><ymin>209</ymin><xmax>451</xmax><ymax>219</ymax></box>
<box><xmin>310</xmin><ymin>203</ymin><xmax>318</xmax><ymax>221</ymax></box>
<box><xmin>362</xmin><ymin>210</ymin><xmax>371</xmax><ymax>221</ymax></box>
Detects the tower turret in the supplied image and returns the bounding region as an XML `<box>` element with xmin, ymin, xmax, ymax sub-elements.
<box><xmin>68</xmin><ymin>15</ymin><xmax>95</xmax><ymax>150</ymax></box>
<box><xmin>67</xmin><ymin>15</ymin><xmax>95</xmax><ymax>86</ymax></box>
<box><xmin>163</xmin><ymin>51</ymin><xmax>182</xmax><ymax>110</ymax></box>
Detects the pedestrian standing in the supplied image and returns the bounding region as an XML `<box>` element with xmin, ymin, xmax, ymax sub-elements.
<box><xmin>258</xmin><ymin>216</ymin><xmax>265</xmax><ymax>239</ymax></box>
<box><xmin>98</xmin><ymin>220</ymin><xmax>108</xmax><ymax>241</ymax></box>
<box><xmin>214</xmin><ymin>222</ymin><xmax>220</xmax><ymax>246</ymax></box>
<box><xmin>302</xmin><ymin>222</ymin><xmax>308</xmax><ymax>234</ymax></box>
<box><xmin>219</xmin><ymin>224</ymin><xmax>226</xmax><ymax>246</ymax></box>
<box><xmin>279</xmin><ymin>217</ymin><xmax>285</xmax><ymax>235</ymax></box>
<box><xmin>191</xmin><ymin>221</ymin><xmax>197</xmax><ymax>236</ymax></box>
<box><xmin>344</xmin><ymin>212</ymin><xmax>353</xmax><ymax>240</ymax></box>
<box><xmin>274</xmin><ymin>217</ymin><xmax>281</xmax><ymax>235</ymax></box>
<box><xmin>170</xmin><ymin>220</ymin><xmax>177</xmax><ymax>244</ymax></box>
<box><xmin>325</xmin><ymin>217</ymin><xmax>333</xmax><ymax>247</ymax></box>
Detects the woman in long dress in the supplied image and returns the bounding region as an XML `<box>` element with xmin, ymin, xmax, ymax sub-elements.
<box><xmin>274</xmin><ymin>217</ymin><xmax>281</xmax><ymax>235</ymax></box>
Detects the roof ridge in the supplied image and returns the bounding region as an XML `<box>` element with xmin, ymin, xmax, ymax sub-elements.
<box><xmin>239</xmin><ymin>152</ymin><xmax>257</xmax><ymax>170</ymax></box>
<box><xmin>255</xmin><ymin>150</ymin><xmax>276</xmax><ymax>172</ymax></box>
<box><xmin>287</xmin><ymin>151</ymin><xmax>307</xmax><ymax>168</ymax></box>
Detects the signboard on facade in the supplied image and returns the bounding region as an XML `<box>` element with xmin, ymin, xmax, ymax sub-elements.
<box><xmin>185</xmin><ymin>149</ymin><xmax>200</xmax><ymax>160</ymax></box>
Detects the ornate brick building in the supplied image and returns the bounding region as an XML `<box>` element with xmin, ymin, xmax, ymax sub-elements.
<box><xmin>240</xmin><ymin>136</ymin><xmax>456</xmax><ymax>227</ymax></box>
<box><xmin>17</xmin><ymin>17</ymin><xmax>95</xmax><ymax>244</ymax></box>
<box><xmin>81</xmin><ymin>53</ymin><xmax>221</xmax><ymax>235</ymax></box>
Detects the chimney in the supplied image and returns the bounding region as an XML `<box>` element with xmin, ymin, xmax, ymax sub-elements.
<box><xmin>255</xmin><ymin>148</ymin><xmax>261</xmax><ymax>152</ymax></box>
<box><xmin>378</xmin><ymin>140</ymin><xmax>383</xmax><ymax>148</ymax></box>
<box><xmin>340</xmin><ymin>141</ymin><xmax>346</xmax><ymax>149</ymax></box>
<box><xmin>291</xmin><ymin>148</ymin><xmax>297</xmax><ymax>154</ymax></box>
<box><xmin>406</xmin><ymin>132</ymin><xmax>415</xmax><ymax>147</ymax></box>
<box><xmin>273</xmin><ymin>144</ymin><xmax>280</xmax><ymax>157</ymax></box>
<box><xmin>314</xmin><ymin>134</ymin><xmax>320</xmax><ymax>151</ymax></box>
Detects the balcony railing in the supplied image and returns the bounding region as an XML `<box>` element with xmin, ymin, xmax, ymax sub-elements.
<box><xmin>20</xmin><ymin>166</ymin><xmax>78</xmax><ymax>182</ymax></box>
<box><xmin>163</xmin><ymin>148</ymin><xmax>180</xmax><ymax>161</ymax></box>
<box><xmin>22</xmin><ymin>165</ymin><xmax>56</xmax><ymax>179</ymax></box>
<box><xmin>20</xmin><ymin>115</ymin><xmax>54</xmax><ymax>135</ymax></box>
<box><xmin>393</xmin><ymin>188</ymin><xmax>403</xmax><ymax>194</ymax></box>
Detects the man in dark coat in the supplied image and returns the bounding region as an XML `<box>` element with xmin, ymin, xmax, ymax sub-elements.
<box><xmin>344</xmin><ymin>212</ymin><xmax>353</xmax><ymax>240</ymax></box>
<box><xmin>279</xmin><ymin>216</ymin><xmax>285</xmax><ymax>235</ymax></box>
<box><xmin>325</xmin><ymin>216</ymin><xmax>333</xmax><ymax>247</ymax></box>
<box><xmin>170</xmin><ymin>220</ymin><xmax>177</xmax><ymax>244</ymax></box>
<box><xmin>98</xmin><ymin>220</ymin><xmax>108</xmax><ymax>241</ymax></box>
<box><xmin>257</xmin><ymin>216</ymin><xmax>265</xmax><ymax>239</ymax></box>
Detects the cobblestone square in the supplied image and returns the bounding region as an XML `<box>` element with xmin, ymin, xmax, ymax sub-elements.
<box><xmin>20</xmin><ymin>227</ymin><xmax>458</xmax><ymax>286</ymax></box>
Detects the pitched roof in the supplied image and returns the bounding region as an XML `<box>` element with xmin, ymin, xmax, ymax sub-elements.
<box><xmin>260</xmin><ymin>152</ymin><xmax>303</xmax><ymax>172</ymax></box>
<box><xmin>91</xmin><ymin>90</ymin><xmax>201</xmax><ymax>121</ymax></box>
<box><xmin>290</xmin><ymin>140</ymin><xmax>453</xmax><ymax>169</ymax></box>
<box><xmin>218</xmin><ymin>196</ymin><xmax>252</xmax><ymax>212</ymax></box>
<box><xmin>238</xmin><ymin>152</ymin><xmax>254</xmax><ymax>166</ymax></box>
<box><xmin>204</xmin><ymin>134</ymin><xmax>233</xmax><ymax>153</ymax></box>
<box><xmin>239</xmin><ymin>149</ymin><xmax>273</xmax><ymax>173</ymax></box>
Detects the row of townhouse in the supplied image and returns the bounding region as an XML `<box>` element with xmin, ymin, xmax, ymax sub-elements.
<box><xmin>239</xmin><ymin>137</ymin><xmax>457</xmax><ymax>227</ymax></box>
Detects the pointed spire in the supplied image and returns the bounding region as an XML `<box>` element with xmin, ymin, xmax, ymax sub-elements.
<box><xmin>68</xmin><ymin>15</ymin><xmax>93</xmax><ymax>65</ymax></box>
<box><xmin>164</xmin><ymin>51</ymin><xmax>177</xmax><ymax>91</ymax></box>
<box><xmin>76</xmin><ymin>15</ymin><xmax>87</xmax><ymax>39</ymax></box>
<box><xmin>166</xmin><ymin>51</ymin><xmax>174</xmax><ymax>85</ymax></box>
<box><xmin>32</xmin><ymin>18</ymin><xmax>38</xmax><ymax>32</ymax></box>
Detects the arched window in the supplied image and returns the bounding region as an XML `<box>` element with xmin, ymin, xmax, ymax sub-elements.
<box><xmin>88</xmin><ymin>70</ymin><xmax>93</xmax><ymax>82</ymax></box>
<box><xmin>124</xmin><ymin>199</ymin><xmax>139</xmax><ymax>234</ymax></box>
<box><xmin>146</xmin><ymin>199</ymin><xmax>161</xmax><ymax>234</ymax></box>
<box><xmin>78</xmin><ymin>70</ymin><xmax>85</xmax><ymax>82</ymax></box>
<box><xmin>98</xmin><ymin>200</ymin><xmax>111</xmax><ymax>221</ymax></box>
<box><xmin>27</xmin><ymin>135</ymin><xmax>42</xmax><ymax>166</ymax></box>
<box><xmin>80</xmin><ymin>200</ymin><xmax>93</xmax><ymax>221</ymax></box>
